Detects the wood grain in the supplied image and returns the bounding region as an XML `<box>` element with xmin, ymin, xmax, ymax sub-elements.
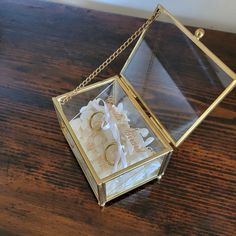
<box><xmin>0</xmin><ymin>0</ymin><xmax>235</xmax><ymax>235</ymax></box>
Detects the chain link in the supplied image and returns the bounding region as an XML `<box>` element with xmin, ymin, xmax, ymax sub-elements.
<box><xmin>61</xmin><ymin>8</ymin><xmax>160</xmax><ymax>104</ymax></box>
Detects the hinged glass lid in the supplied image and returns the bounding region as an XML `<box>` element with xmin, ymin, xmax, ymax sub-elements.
<box><xmin>121</xmin><ymin>5</ymin><xmax>236</xmax><ymax>147</ymax></box>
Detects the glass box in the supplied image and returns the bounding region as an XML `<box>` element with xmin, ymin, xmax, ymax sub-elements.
<box><xmin>52</xmin><ymin>5</ymin><xmax>236</xmax><ymax>206</ymax></box>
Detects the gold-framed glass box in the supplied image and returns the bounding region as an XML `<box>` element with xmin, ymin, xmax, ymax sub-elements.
<box><xmin>52</xmin><ymin>5</ymin><xmax>236</xmax><ymax>206</ymax></box>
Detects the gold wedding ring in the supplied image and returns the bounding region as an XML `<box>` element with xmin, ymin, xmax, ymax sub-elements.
<box><xmin>89</xmin><ymin>111</ymin><xmax>104</xmax><ymax>131</ymax></box>
<box><xmin>104</xmin><ymin>142</ymin><xmax>119</xmax><ymax>166</ymax></box>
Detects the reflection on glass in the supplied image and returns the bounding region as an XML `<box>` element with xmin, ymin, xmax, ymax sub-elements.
<box><xmin>106</xmin><ymin>156</ymin><xmax>165</xmax><ymax>198</ymax></box>
<box><xmin>122</xmin><ymin>16</ymin><xmax>233</xmax><ymax>142</ymax></box>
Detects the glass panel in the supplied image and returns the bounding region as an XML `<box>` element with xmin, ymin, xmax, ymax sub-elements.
<box><xmin>60</xmin><ymin>78</ymin><xmax>168</xmax><ymax>180</ymax></box>
<box><xmin>105</xmin><ymin>155</ymin><xmax>166</xmax><ymax>199</ymax></box>
<box><xmin>55</xmin><ymin>111</ymin><xmax>98</xmax><ymax>198</ymax></box>
<box><xmin>121</xmin><ymin>12</ymin><xmax>234</xmax><ymax>143</ymax></box>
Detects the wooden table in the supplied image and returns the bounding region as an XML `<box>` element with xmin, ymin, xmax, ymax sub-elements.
<box><xmin>0</xmin><ymin>0</ymin><xmax>235</xmax><ymax>235</ymax></box>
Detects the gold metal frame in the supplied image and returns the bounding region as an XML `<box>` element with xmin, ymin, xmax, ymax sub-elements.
<box><xmin>52</xmin><ymin>4</ymin><xmax>236</xmax><ymax>205</ymax></box>
<box><xmin>120</xmin><ymin>5</ymin><xmax>236</xmax><ymax>147</ymax></box>
<box><xmin>53</xmin><ymin>75</ymin><xmax>172</xmax><ymax>205</ymax></box>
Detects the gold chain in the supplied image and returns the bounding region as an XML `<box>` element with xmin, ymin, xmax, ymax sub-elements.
<box><xmin>61</xmin><ymin>8</ymin><xmax>160</xmax><ymax>104</ymax></box>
